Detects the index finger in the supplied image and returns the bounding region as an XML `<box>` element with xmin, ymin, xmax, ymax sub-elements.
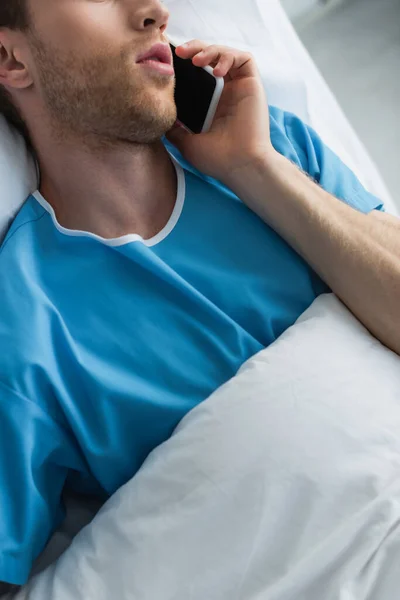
<box><xmin>175</xmin><ymin>40</ymin><xmax>257</xmax><ymax>80</ymax></box>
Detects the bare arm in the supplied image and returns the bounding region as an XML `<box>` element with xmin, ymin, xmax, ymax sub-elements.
<box><xmin>223</xmin><ymin>151</ymin><xmax>400</xmax><ymax>354</ymax></box>
<box><xmin>167</xmin><ymin>42</ymin><xmax>400</xmax><ymax>354</ymax></box>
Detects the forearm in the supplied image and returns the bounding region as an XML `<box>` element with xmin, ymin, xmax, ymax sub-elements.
<box><xmin>224</xmin><ymin>152</ymin><xmax>400</xmax><ymax>354</ymax></box>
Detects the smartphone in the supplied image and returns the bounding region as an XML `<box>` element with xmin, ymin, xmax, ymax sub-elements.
<box><xmin>169</xmin><ymin>41</ymin><xmax>225</xmax><ymax>135</ymax></box>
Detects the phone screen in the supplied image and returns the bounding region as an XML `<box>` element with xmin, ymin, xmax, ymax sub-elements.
<box><xmin>170</xmin><ymin>43</ymin><xmax>217</xmax><ymax>134</ymax></box>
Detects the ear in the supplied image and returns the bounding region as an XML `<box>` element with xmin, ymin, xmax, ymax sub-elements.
<box><xmin>0</xmin><ymin>30</ymin><xmax>33</xmax><ymax>91</ymax></box>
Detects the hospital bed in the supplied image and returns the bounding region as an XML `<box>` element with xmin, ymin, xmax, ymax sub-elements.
<box><xmin>1</xmin><ymin>0</ymin><xmax>398</xmax><ymax>597</ymax></box>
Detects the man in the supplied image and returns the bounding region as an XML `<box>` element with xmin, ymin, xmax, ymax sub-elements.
<box><xmin>0</xmin><ymin>0</ymin><xmax>399</xmax><ymax>593</ymax></box>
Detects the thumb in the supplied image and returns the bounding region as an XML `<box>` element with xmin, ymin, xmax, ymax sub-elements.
<box><xmin>165</xmin><ymin>121</ymin><xmax>191</xmax><ymax>153</ymax></box>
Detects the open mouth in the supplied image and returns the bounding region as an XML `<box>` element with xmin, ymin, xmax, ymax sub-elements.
<box><xmin>137</xmin><ymin>59</ymin><xmax>175</xmax><ymax>76</ymax></box>
<box><xmin>139</xmin><ymin>57</ymin><xmax>164</xmax><ymax>65</ymax></box>
<box><xmin>136</xmin><ymin>43</ymin><xmax>175</xmax><ymax>76</ymax></box>
<box><xmin>136</xmin><ymin>43</ymin><xmax>173</xmax><ymax>66</ymax></box>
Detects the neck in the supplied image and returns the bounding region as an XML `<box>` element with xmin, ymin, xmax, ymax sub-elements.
<box><xmin>35</xmin><ymin>135</ymin><xmax>177</xmax><ymax>241</ymax></box>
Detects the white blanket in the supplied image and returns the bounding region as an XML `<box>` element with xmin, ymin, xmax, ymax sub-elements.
<box><xmin>18</xmin><ymin>294</ymin><xmax>400</xmax><ymax>600</ymax></box>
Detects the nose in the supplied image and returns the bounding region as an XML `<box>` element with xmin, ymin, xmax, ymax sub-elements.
<box><xmin>133</xmin><ymin>0</ymin><xmax>170</xmax><ymax>34</ymax></box>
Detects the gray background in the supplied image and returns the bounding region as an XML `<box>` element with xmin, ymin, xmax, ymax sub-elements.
<box><xmin>284</xmin><ymin>0</ymin><xmax>400</xmax><ymax>206</ymax></box>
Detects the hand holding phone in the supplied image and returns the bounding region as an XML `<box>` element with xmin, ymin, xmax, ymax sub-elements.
<box><xmin>169</xmin><ymin>41</ymin><xmax>224</xmax><ymax>134</ymax></box>
<box><xmin>165</xmin><ymin>40</ymin><xmax>271</xmax><ymax>186</ymax></box>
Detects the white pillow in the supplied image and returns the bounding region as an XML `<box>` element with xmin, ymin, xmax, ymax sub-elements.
<box><xmin>0</xmin><ymin>116</ymin><xmax>37</xmax><ymax>243</ymax></box>
<box><xmin>19</xmin><ymin>293</ymin><xmax>400</xmax><ymax>600</ymax></box>
<box><xmin>0</xmin><ymin>0</ymin><xmax>396</xmax><ymax>247</ymax></box>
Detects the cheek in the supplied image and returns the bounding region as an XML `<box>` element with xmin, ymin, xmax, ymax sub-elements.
<box><xmin>32</xmin><ymin>3</ymin><xmax>129</xmax><ymax>56</ymax></box>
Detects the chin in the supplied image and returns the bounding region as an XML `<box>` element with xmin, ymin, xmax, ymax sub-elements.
<box><xmin>114</xmin><ymin>84</ymin><xmax>177</xmax><ymax>143</ymax></box>
<box><xmin>129</xmin><ymin>111</ymin><xmax>177</xmax><ymax>144</ymax></box>
<box><xmin>149</xmin><ymin>95</ymin><xmax>177</xmax><ymax>133</ymax></box>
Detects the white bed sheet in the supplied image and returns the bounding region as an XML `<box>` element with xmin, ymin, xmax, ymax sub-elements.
<box><xmin>26</xmin><ymin>0</ymin><xmax>400</xmax><ymax>583</ymax></box>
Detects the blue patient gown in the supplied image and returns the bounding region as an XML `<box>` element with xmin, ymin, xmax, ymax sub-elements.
<box><xmin>0</xmin><ymin>106</ymin><xmax>383</xmax><ymax>584</ymax></box>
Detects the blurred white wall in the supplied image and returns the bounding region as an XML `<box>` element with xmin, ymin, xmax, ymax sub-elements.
<box><xmin>280</xmin><ymin>0</ymin><xmax>319</xmax><ymax>19</ymax></box>
<box><xmin>287</xmin><ymin>0</ymin><xmax>400</xmax><ymax>207</ymax></box>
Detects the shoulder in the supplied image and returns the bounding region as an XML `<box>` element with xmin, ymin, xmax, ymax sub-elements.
<box><xmin>268</xmin><ymin>105</ymin><xmax>323</xmax><ymax>172</ymax></box>
<box><xmin>0</xmin><ymin>194</ymin><xmax>52</xmax><ymax>311</ymax></box>
<box><xmin>0</xmin><ymin>196</ymin><xmax>49</xmax><ymax>328</ymax></box>
<box><xmin>0</xmin><ymin>201</ymin><xmax>57</xmax><ymax>410</ymax></box>
<box><xmin>1</xmin><ymin>194</ymin><xmax>47</xmax><ymax>257</ymax></box>
<box><xmin>268</xmin><ymin>107</ymin><xmax>384</xmax><ymax>213</ymax></box>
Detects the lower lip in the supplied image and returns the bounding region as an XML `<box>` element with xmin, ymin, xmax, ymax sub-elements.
<box><xmin>137</xmin><ymin>59</ymin><xmax>175</xmax><ymax>76</ymax></box>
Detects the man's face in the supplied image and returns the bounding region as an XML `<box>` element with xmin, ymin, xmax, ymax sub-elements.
<box><xmin>25</xmin><ymin>0</ymin><xmax>177</xmax><ymax>145</ymax></box>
